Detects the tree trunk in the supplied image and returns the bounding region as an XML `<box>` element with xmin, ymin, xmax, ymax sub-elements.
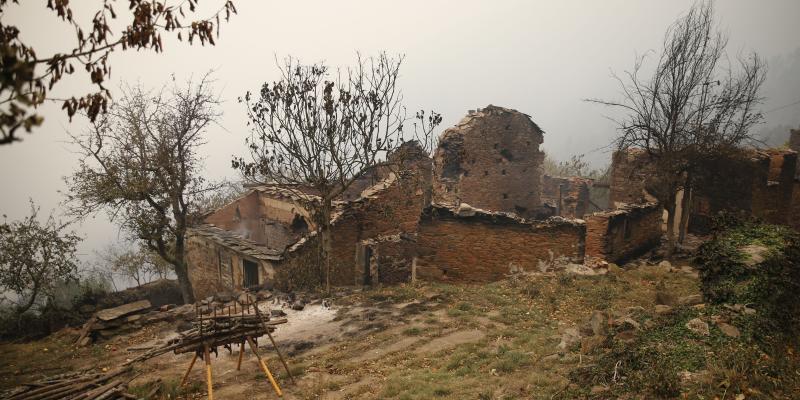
<box><xmin>173</xmin><ymin>238</ymin><xmax>195</xmax><ymax>304</ymax></box>
<box><xmin>678</xmin><ymin>186</ymin><xmax>692</xmax><ymax>245</ymax></box>
<box><xmin>15</xmin><ymin>285</ymin><xmax>39</xmax><ymax>315</ymax></box>
<box><xmin>320</xmin><ymin>198</ymin><xmax>333</xmax><ymax>294</ymax></box>
<box><xmin>665</xmin><ymin>191</ymin><xmax>678</xmax><ymax>259</ymax></box>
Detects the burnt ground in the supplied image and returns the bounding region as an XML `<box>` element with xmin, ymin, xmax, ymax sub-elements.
<box><xmin>1</xmin><ymin>259</ymin><xmax>703</xmax><ymax>399</ymax></box>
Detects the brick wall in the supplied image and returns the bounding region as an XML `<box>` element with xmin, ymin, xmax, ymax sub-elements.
<box><xmin>415</xmin><ymin>206</ymin><xmax>585</xmax><ymax>283</ymax></box>
<box><xmin>432</xmin><ymin>105</ymin><xmax>545</xmax><ymax>218</ymax></box>
<box><xmin>585</xmin><ymin>203</ymin><xmax>662</xmax><ymax>264</ymax></box>
<box><xmin>541</xmin><ymin>175</ymin><xmax>593</xmax><ymax>218</ymax></box>
<box><xmin>790</xmin><ymin>129</ymin><xmax>800</xmax><ymax>174</ymax></box>
<box><xmin>356</xmin><ymin>169</ymin><xmax>432</xmax><ymax>239</ymax></box>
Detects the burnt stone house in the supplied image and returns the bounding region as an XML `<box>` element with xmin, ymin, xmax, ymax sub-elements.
<box><xmin>185</xmin><ymin>105</ymin><xmax>665</xmax><ymax>298</ymax></box>
<box><xmin>609</xmin><ymin>141</ymin><xmax>800</xmax><ymax>235</ymax></box>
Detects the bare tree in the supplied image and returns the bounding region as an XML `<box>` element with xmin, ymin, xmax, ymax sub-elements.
<box><xmin>233</xmin><ymin>53</ymin><xmax>440</xmax><ymax>292</ymax></box>
<box><xmin>543</xmin><ymin>152</ymin><xmax>608</xmax><ymax>180</ymax></box>
<box><xmin>0</xmin><ymin>0</ymin><xmax>236</xmax><ymax>145</ymax></box>
<box><xmin>0</xmin><ymin>200</ymin><xmax>81</xmax><ymax>314</ymax></box>
<box><xmin>588</xmin><ymin>1</ymin><xmax>766</xmax><ymax>256</ymax></box>
<box><xmin>194</xmin><ymin>180</ymin><xmax>247</xmax><ymax>215</ymax></box>
<box><xmin>66</xmin><ymin>75</ymin><xmax>222</xmax><ymax>303</ymax></box>
<box><xmin>96</xmin><ymin>243</ymin><xmax>170</xmax><ymax>287</ymax></box>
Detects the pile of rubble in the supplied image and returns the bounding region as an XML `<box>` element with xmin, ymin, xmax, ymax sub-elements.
<box><xmin>76</xmin><ymin>288</ymin><xmax>317</xmax><ymax>345</ymax></box>
<box><xmin>77</xmin><ymin>300</ymin><xmax>195</xmax><ymax>346</ymax></box>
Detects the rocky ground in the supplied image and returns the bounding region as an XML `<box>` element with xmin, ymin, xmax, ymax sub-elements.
<box><xmin>0</xmin><ymin>255</ymin><xmax>724</xmax><ymax>399</ymax></box>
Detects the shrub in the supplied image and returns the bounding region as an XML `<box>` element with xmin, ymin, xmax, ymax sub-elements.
<box><xmin>695</xmin><ymin>219</ymin><xmax>800</xmax><ymax>338</ymax></box>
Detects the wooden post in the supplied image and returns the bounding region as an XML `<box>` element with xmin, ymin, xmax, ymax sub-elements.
<box><xmin>247</xmin><ymin>336</ymin><xmax>282</xmax><ymax>397</ymax></box>
<box><xmin>180</xmin><ymin>352</ymin><xmax>199</xmax><ymax>387</ymax></box>
<box><xmin>265</xmin><ymin>330</ymin><xmax>296</xmax><ymax>385</ymax></box>
<box><xmin>236</xmin><ymin>341</ymin><xmax>245</xmax><ymax>371</ymax></box>
<box><xmin>203</xmin><ymin>344</ymin><xmax>214</xmax><ymax>400</ymax></box>
<box><xmin>251</xmin><ymin>299</ymin><xmax>296</xmax><ymax>384</ymax></box>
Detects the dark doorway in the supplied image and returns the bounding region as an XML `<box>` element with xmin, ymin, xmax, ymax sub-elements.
<box><xmin>243</xmin><ymin>259</ymin><xmax>260</xmax><ymax>288</ymax></box>
<box><xmin>363</xmin><ymin>246</ymin><xmax>373</xmax><ymax>286</ymax></box>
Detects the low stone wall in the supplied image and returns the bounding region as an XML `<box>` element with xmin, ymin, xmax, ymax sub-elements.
<box><xmin>415</xmin><ymin>205</ymin><xmax>585</xmax><ymax>282</ymax></box>
<box><xmin>585</xmin><ymin>203</ymin><xmax>662</xmax><ymax>263</ymax></box>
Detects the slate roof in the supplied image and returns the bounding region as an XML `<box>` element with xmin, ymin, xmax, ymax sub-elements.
<box><xmin>189</xmin><ymin>224</ymin><xmax>284</xmax><ymax>261</ymax></box>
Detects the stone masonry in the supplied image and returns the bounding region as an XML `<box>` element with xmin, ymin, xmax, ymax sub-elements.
<box><xmin>415</xmin><ymin>205</ymin><xmax>585</xmax><ymax>282</ymax></box>
<box><xmin>541</xmin><ymin>175</ymin><xmax>593</xmax><ymax>218</ymax></box>
<box><xmin>585</xmin><ymin>203</ymin><xmax>662</xmax><ymax>264</ymax></box>
<box><xmin>433</xmin><ymin>105</ymin><xmax>546</xmax><ymax>219</ymax></box>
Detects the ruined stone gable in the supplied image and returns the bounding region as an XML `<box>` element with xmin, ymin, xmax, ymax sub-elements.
<box><xmin>585</xmin><ymin>203</ymin><xmax>662</xmax><ymax>264</ymax></box>
<box><xmin>609</xmin><ymin>149</ymin><xmax>658</xmax><ymax>206</ymax></box>
<box><xmin>541</xmin><ymin>175</ymin><xmax>593</xmax><ymax>218</ymax></box>
<box><xmin>432</xmin><ymin>105</ymin><xmax>545</xmax><ymax>218</ymax></box>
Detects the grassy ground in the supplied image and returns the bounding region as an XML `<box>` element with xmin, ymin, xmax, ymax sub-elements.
<box><xmin>287</xmin><ymin>261</ymin><xmax>701</xmax><ymax>399</ymax></box>
<box><xmin>3</xmin><ymin>254</ymin><xmax>795</xmax><ymax>399</ymax></box>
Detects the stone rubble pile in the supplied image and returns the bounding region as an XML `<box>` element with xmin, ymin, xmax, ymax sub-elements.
<box><xmin>77</xmin><ymin>299</ymin><xmax>194</xmax><ymax>346</ymax></box>
<box><xmin>77</xmin><ymin>288</ymin><xmax>319</xmax><ymax>345</ymax></box>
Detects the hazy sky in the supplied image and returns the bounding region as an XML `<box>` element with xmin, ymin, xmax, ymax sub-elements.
<box><xmin>2</xmin><ymin>1</ymin><xmax>799</xmax><ymax>278</ymax></box>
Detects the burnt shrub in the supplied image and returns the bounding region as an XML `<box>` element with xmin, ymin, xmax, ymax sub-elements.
<box><xmin>695</xmin><ymin>219</ymin><xmax>800</xmax><ymax>339</ymax></box>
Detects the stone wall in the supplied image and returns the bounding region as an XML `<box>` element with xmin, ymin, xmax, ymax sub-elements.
<box><xmin>204</xmin><ymin>191</ymin><xmax>264</xmax><ymax>242</ymax></box>
<box><xmin>689</xmin><ymin>149</ymin><xmax>797</xmax><ymax>232</ymax></box>
<box><xmin>790</xmin><ymin>128</ymin><xmax>800</xmax><ymax>175</ymax></box>
<box><xmin>185</xmin><ymin>234</ymin><xmax>275</xmax><ymax>299</ymax></box>
<box><xmin>203</xmin><ymin>189</ymin><xmax>310</xmax><ymax>251</ymax></box>
<box><xmin>432</xmin><ymin>105</ymin><xmax>545</xmax><ymax>218</ymax></box>
<box><xmin>275</xmin><ymin>160</ymin><xmax>431</xmax><ymax>290</ymax></box>
<box><xmin>752</xmin><ymin>149</ymin><xmax>796</xmax><ymax>225</ymax></box>
<box><xmin>585</xmin><ymin>203</ymin><xmax>662</xmax><ymax>264</ymax></box>
<box><xmin>609</xmin><ymin>149</ymin><xmax>657</xmax><ymax>206</ymax></box>
<box><xmin>415</xmin><ymin>205</ymin><xmax>585</xmax><ymax>283</ymax></box>
<box><xmin>275</xmin><ymin>210</ymin><xmax>362</xmax><ymax>290</ymax></box>
<box><xmin>541</xmin><ymin>175</ymin><xmax>593</xmax><ymax>218</ymax></box>
<box><xmin>360</xmin><ymin>234</ymin><xmax>417</xmax><ymax>285</ymax></box>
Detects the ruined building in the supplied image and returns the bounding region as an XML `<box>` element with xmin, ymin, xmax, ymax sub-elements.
<box><xmin>433</xmin><ymin>106</ymin><xmax>546</xmax><ymax>219</ymax></box>
<box><xmin>541</xmin><ymin>175</ymin><xmax>594</xmax><ymax>218</ymax></box>
<box><xmin>185</xmin><ymin>106</ymin><xmax>664</xmax><ymax>298</ymax></box>
<box><xmin>608</xmin><ymin>126</ymin><xmax>800</xmax><ymax>236</ymax></box>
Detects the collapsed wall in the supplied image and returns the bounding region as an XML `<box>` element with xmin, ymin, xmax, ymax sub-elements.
<box><xmin>609</xmin><ymin>149</ymin><xmax>657</xmax><ymax>206</ymax></box>
<box><xmin>690</xmin><ymin>148</ymin><xmax>797</xmax><ymax>232</ymax></box>
<box><xmin>359</xmin><ymin>233</ymin><xmax>417</xmax><ymax>285</ymax></box>
<box><xmin>415</xmin><ymin>204</ymin><xmax>585</xmax><ymax>282</ymax></box>
<box><xmin>585</xmin><ymin>203</ymin><xmax>662</xmax><ymax>264</ymax></box>
<box><xmin>541</xmin><ymin>175</ymin><xmax>593</xmax><ymax>218</ymax></box>
<box><xmin>433</xmin><ymin>105</ymin><xmax>546</xmax><ymax>219</ymax></box>
<box><xmin>275</xmin><ymin>153</ymin><xmax>432</xmax><ymax>290</ymax></box>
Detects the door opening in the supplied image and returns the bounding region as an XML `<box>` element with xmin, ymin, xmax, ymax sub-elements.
<box><xmin>243</xmin><ymin>259</ymin><xmax>260</xmax><ymax>288</ymax></box>
<box><xmin>363</xmin><ymin>246</ymin><xmax>373</xmax><ymax>285</ymax></box>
